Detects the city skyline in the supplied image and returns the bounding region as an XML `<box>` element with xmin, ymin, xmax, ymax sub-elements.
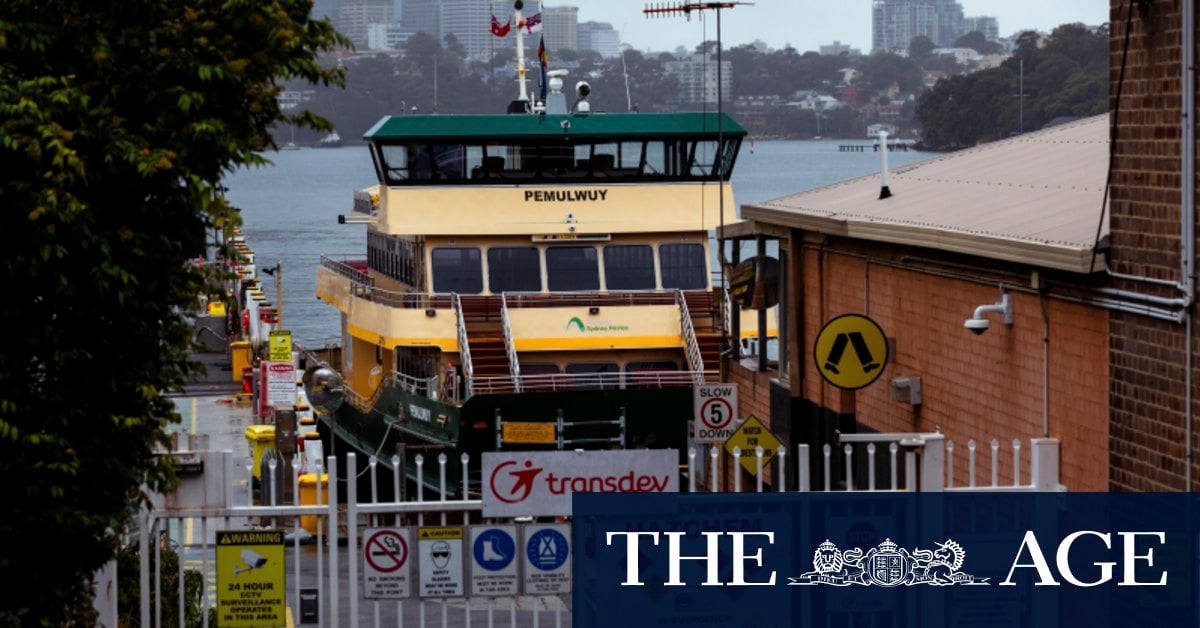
<box><xmin>552</xmin><ymin>0</ymin><xmax>1106</xmax><ymax>54</ymax></box>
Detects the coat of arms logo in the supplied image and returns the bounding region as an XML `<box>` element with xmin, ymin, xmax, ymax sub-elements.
<box><xmin>789</xmin><ymin>538</ymin><xmax>988</xmax><ymax>587</ymax></box>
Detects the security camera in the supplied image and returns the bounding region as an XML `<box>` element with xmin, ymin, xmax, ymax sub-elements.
<box><xmin>964</xmin><ymin>293</ymin><xmax>1012</xmax><ymax>336</ymax></box>
<box><xmin>560</xmin><ymin>119</ymin><xmax>570</xmax><ymax>130</ymax></box>
<box><xmin>575</xmin><ymin>81</ymin><xmax>591</xmax><ymax>99</ymax></box>
<box><xmin>235</xmin><ymin>549</ymin><xmax>268</xmax><ymax>575</ymax></box>
<box><xmin>963</xmin><ymin>318</ymin><xmax>991</xmax><ymax>335</ymax></box>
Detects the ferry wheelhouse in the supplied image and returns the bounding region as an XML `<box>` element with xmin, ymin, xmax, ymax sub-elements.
<box><xmin>313</xmin><ymin>107</ymin><xmax>775</xmax><ymax>492</ymax></box>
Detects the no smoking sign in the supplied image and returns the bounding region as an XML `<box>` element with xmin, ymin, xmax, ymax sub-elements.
<box><xmin>363</xmin><ymin>528</ymin><xmax>412</xmax><ymax>599</ymax></box>
<box><xmin>694</xmin><ymin>384</ymin><xmax>740</xmax><ymax>444</ymax></box>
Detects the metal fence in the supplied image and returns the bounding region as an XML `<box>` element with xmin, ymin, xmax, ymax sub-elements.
<box><xmin>113</xmin><ymin>431</ymin><xmax>1061</xmax><ymax>627</ymax></box>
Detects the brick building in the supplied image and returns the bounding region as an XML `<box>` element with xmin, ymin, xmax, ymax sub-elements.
<box><xmin>1106</xmin><ymin>0</ymin><xmax>1198</xmax><ymax>490</ymax></box>
<box><xmin>730</xmin><ymin>117</ymin><xmax>1112</xmax><ymax>491</ymax></box>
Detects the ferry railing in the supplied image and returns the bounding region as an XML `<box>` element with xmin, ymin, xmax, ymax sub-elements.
<box><xmin>319</xmin><ymin>254</ymin><xmax>372</xmax><ymax>287</ymax></box>
<box><xmin>500</xmin><ymin>294</ymin><xmax>522</xmax><ymax>393</ymax></box>
<box><xmin>451</xmin><ymin>293</ymin><xmax>474</xmax><ymax>397</ymax></box>
<box><xmin>471</xmin><ymin>370</ymin><xmax>701</xmax><ymax>394</ymax></box>
<box><xmin>676</xmin><ymin>290</ymin><xmax>707</xmax><ymax>387</ymax></box>
<box><xmin>504</xmin><ymin>290</ymin><xmax>678</xmax><ymax>308</ymax></box>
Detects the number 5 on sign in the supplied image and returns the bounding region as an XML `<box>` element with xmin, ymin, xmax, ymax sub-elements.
<box><xmin>694</xmin><ymin>384</ymin><xmax>740</xmax><ymax>444</ymax></box>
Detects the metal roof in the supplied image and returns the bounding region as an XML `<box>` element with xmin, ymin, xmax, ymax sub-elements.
<box><xmin>741</xmin><ymin>115</ymin><xmax>1110</xmax><ymax>273</ymax></box>
<box><xmin>364</xmin><ymin>112</ymin><xmax>747</xmax><ymax>142</ymax></box>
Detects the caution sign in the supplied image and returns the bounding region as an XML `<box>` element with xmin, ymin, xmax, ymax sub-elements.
<box><xmin>522</xmin><ymin>524</ymin><xmax>571</xmax><ymax>595</ymax></box>
<box><xmin>694</xmin><ymin>384</ymin><xmax>741</xmax><ymax>444</ymax></box>
<box><xmin>814</xmin><ymin>314</ymin><xmax>889</xmax><ymax>390</ymax></box>
<box><xmin>723</xmin><ymin>415</ymin><xmax>782</xmax><ymax>476</ymax></box>
<box><xmin>418</xmin><ymin>527</ymin><xmax>464</xmax><ymax>598</ymax></box>
<box><xmin>215</xmin><ymin>530</ymin><xmax>285</xmax><ymax>627</ymax></box>
<box><xmin>502</xmin><ymin>422</ymin><xmax>556</xmax><ymax>445</ymax></box>
<box><xmin>363</xmin><ymin>528</ymin><xmax>412</xmax><ymax>599</ymax></box>
<box><xmin>268</xmin><ymin>330</ymin><xmax>293</xmax><ymax>363</ymax></box>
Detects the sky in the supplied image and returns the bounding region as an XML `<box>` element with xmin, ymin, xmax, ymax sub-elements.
<box><xmin>566</xmin><ymin>1</ymin><xmax>1109</xmax><ymax>54</ymax></box>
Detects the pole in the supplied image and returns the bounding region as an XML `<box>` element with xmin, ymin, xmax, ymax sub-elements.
<box><xmin>275</xmin><ymin>262</ymin><xmax>283</xmax><ymax>329</ymax></box>
<box><xmin>1019</xmin><ymin>58</ymin><xmax>1024</xmax><ymax>134</ymax></box>
<box><xmin>515</xmin><ymin>1</ymin><xmax>529</xmax><ymax>102</ymax></box>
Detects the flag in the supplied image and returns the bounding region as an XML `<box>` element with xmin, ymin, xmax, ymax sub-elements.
<box><xmin>538</xmin><ymin>36</ymin><xmax>548</xmax><ymax>100</ymax></box>
<box><xmin>490</xmin><ymin>14</ymin><xmax>511</xmax><ymax>37</ymax></box>
<box><xmin>525</xmin><ymin>12</ymin><xmax>543</xmax><ymax>33</ymax></box>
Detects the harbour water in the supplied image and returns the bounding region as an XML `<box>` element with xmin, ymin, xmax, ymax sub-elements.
<box><xmin>223</xmin><ymin>140</ymin><xmax>933</xmax><ymax>346</ymax></box>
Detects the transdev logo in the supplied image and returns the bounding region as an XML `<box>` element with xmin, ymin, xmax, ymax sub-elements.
<box><xmin>489</xmin><ymin>460</ymin><xmax>544</xmax><ymax>504</ymax></box>
<box><xmin>564</xmin><ymin>316</ymin><xmax>630</xmax><ymax>333</ymax></box>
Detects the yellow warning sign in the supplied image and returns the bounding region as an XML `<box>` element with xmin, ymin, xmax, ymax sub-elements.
<box><xmin>268</xmin><ymin>330</ymin><xmax>293</xmax><ymax>363</ymax></box>
<box><xmin>418</xmin><ymin>527</ymin><xmax>464</xmax><ymax>540</ymax></box>
<box><xmin>723</xmin><ymin>415</ymin><xmax>782</xmax><ymax>476</ymax></box>
<box><xmin>502</xmin><ymin>422</ymin><xmax>557</xmax><ymax>444</ymax></box>
<box><xmin>216</xmin><ymin>530</ymin><xmax>285</xmax><ymax>627</ymax></box>
<box><xmin>813</xmin><ymin>314</ymin><xmax>889</xmax><ymax>390</ymax></box>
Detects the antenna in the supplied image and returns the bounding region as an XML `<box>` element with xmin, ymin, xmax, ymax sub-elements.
<box><xmin>645</xmin><ymin>2</ymin><xmax>751</xmax><ymax>333</ymax></box>
<box><xmin>620</xmin><ymin>45</ymin><xmax>633</xmax><ymax>112</ymax></box>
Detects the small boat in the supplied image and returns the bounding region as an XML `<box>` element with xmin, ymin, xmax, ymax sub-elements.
<box><xmin>317</xmin><ymin>131</ymin><xmax>343</xmax><ymax>148</ymax></box>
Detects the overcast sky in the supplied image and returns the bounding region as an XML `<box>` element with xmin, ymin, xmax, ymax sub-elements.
<box><xmin>568</xmin><ymin>1</ymin><xmax>1109</xmax><ymax>54</ymax></box>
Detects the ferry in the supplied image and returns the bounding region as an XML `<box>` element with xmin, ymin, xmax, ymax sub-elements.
<box><xmin>308</xmin><ymin>3</ymin><xmax>775</xmax><ymax>495</ymax></box>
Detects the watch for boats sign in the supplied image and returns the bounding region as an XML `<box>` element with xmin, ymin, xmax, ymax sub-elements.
<box><xmin>481</xmin><ymin>450</ymin><xmax>679</xmax><ymax>518</ymax></box>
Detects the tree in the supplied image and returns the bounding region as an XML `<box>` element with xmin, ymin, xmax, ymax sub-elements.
<box><xmin>854</xmin><ymin>53</ymin><xmax>924</xmax><ymax>94</ymax></box>
<box><xmin>0</xmin><ymin>2</ymin><xmax>344</xmax><ymax>624</ymax></box>
<box><xmin>954</xmin><ymin>31</ymin><xmax>1003</xmax><ymax>56</ymax></box>
<box><xmin>908</xmin><ymin>35</ymin><xmax>936</xmax><ymax>62</ymax></box>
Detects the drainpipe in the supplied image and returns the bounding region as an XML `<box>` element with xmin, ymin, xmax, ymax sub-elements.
<box><xmin>1183</xmin><ymin>0</ymin><xmax>1196</xmax><ymax>492</ymax></box>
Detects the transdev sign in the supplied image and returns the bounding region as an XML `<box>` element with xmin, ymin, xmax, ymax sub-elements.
<box><xmin>482</xmin><ymin>450</ymin><xmax>679</xmax><ymax>518</ymax></box>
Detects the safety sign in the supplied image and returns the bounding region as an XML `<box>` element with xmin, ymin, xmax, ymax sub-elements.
<box><xmin>418</xmin><ymin>527</ymin><xmax>464</xmax><ymax>598</ymax></box>
<box><xmin>215</xmin><ymin>530</ymin><xmax>285</xmax><ymax>627</ymax></box>
<box><xmin>470</xmin><ymin>525</ymin><xmax>519</xmax><ymax>597</ymax></box>
<box><xmin>813</xmin><ymin>314</ymin><xmax>889</xmax><ymax>390</ymax></box>
<box><xmin>694</xmin><ymin>383</ymin><xmax>741</xmax><ymax>444</ymax></box>
<box><xmin>723</xmin><ymin>415</ymin><xmax>783</xmax><ymax>476</ymax></box>
<box><xmin>268</xmin><ymin>329</ymin><xmax>293</xmax><ymax>362</ymax></box>
<box><xmin>362</xmin><ymin>528</ymin><xmax>412</xmax><ymax>599</ymax></box>
<box><xmin>522</xmin><ymin>524</ymin><xmax>571</xmax><ymax>595</ymax></box>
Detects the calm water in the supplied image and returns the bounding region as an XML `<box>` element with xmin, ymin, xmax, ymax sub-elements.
<box><xmin>223</xmin><ymin>140</ymin><xmax>932</xmax><ymax>345</ymax></box>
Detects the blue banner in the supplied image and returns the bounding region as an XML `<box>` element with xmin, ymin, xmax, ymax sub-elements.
<box><xmin>573</xmin><ymin>493</ymin><xmax>1199</xmax><ymax>628</ymax></box>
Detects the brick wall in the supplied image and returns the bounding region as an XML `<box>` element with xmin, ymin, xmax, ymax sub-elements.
<box><xmin>794</xmin><ymin>240</ymin><xmax>1110</xmax><ymax>491</ymax></box>
<box><xmin>1107</xmin><ymin>0</ymin><xmax>1200</xmax><ymax>491</ymax></box>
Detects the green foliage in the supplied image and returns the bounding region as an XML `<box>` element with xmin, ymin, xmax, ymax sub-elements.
<box><xmin>916</xmin><ymin>23</ymin><xmax>1108</xmax><ymax>150</ymax></box>
<box><xmin>0</xmin><ymin>1</ymin><xmax>345</xmax><ymax>624</ymax></box>
<box><xmin>908</xmin><ymin>35</ymin><xmax>936</xmax><ymax>62</ymax></box>
<box><xmin>954</xmin><ymin>31</ymin><xmax>1003</xmax><ymax>55</ymax></box>
<box><xmin>117</xmin><ymin>538</ymin><xmax>206</xmax><ymax>627</ymax></box>
<box><xmin>853</xmin><ymin>53</ymin><xmax>925</xmax><ymax>94</ymax></box>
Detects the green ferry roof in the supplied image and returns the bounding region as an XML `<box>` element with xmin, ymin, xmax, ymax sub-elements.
<box><xmin>363</xmin><ymin>112</ymin><xmax>747</xmax><ymax>142</ymax></box>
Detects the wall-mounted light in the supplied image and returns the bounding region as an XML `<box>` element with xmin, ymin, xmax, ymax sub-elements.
<box><xmin>589</xmin><ymin>306</ymin><xmax>600</xmax><ymax>315</ymax></box>
<box><xmin>425</xmin><ymin>308</ymin><xmax>437</xmax><ymax>317</ymax></box>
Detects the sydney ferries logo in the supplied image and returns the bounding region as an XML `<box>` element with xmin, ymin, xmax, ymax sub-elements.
<box><xmin>565</xmin><ymin>316</ymin><xmax>629</xmax><ymax>333</ymax></box>
<box><xmin>790</xmin><ymin>538</ymin><xmax>987</xmax><ymax>587</ymax></box>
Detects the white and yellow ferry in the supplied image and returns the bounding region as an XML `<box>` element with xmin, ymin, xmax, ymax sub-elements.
<box><xmin>310</xmin><ymin>12</ymin><xmax>774</xmax><ymax>493</ymax></box>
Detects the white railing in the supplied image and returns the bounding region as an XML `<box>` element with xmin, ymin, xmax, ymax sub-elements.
<box><xmin>676</xmin><ymin>290</ymin><xmax>707</xmax><ymax>386</ymax></box>
<box><xmin>471</xmin><ymin>370</ymin><xmax>699</xmax><ymax>394</ymax></box>
<box><xmin>452</xmin><ymin>293</ymin><xmax>474</xmax><ymax>397</ymax></box>
<box><xmin>319</xmin><ymin>255</ymin><xmax>373</xmax><ymax>287</ymax></box>
<box><xmin>500</xmin><ymin>294</ymin><xmax>522</xmax><ymax>393</ymax></box>
<box><xmin>795</xmin><ymin>433</ymin><xmax>1064</xmax><ymax>493</ymax></box>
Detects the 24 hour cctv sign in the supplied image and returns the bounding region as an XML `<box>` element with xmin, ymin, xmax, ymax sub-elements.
<box><xmin>482</xmin><ymin>449</ymin><xmax>679</xmax><ymax>518</ymax></box>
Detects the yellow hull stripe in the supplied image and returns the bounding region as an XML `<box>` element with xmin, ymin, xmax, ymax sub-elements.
<box><xmin>513</xmin><ymin>336</ymin><xmax>683</xmax><ymax>351</ymax></box>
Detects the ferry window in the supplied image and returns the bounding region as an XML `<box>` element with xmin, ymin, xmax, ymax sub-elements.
<box><xmin>487</xmin><ymin>247</ymin><xmax>541</xmax><ymax>293</ymax></box>
<box><xmin>433</xmin><ymin>145</ymin><xmax>465</xmax><ymax>180</ymax></box>
<box><xmin>660</xmin><ymin>243</ymin><xmax>707</xmax><ymax>290</ymax></box>
<box><xmin>431</xmin><ymin>247</ymin><xmax>483</xmax><ymax>294</ymax></box>
<box><xmin>603</xmin><ymin>245</ymin><xmax>655</xmax><ymax>290</ymax></box>
<box><xmin>565</xmin><ymin>362</ymin><xmax>620</xmax><ymax>390</ymax></box>
<box><xmin>545</xmin><ymin>247</ymin><xmax>600</xmax><ymax>292</ymax></box>
<box><xmin>689</xmin><ymin>140</ymin><xmax>719</xmax><ymax>177</ymax></box>
<box><xmin>521</xmin><ymin>363</ymin><xmax>561</xmax><ymax>375</ymax></box>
